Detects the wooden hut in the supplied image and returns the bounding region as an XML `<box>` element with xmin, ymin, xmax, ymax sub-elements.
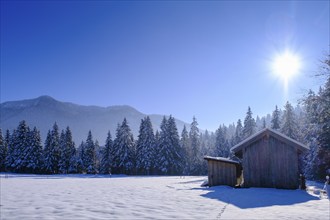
<box><xmin>204</xmin><ymin>156</ymin><xmax>241</xmax><ymax>187</ymax></box>
<box><xmin>231</xmin><ymin>128</ymin><xmax>309</xmax><ymax>189</ymax></box>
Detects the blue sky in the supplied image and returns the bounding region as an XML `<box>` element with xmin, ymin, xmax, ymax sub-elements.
<box><xmin>1</xmin><ymin>1</ymin><xmax>329</xmax><ymax>131</ymax></box>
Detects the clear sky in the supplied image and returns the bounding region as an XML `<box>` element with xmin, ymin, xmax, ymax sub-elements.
<box><xmin>1</xmin><ymin>1</ymin><xmax>329</xmax><ymax>131</ymax></box>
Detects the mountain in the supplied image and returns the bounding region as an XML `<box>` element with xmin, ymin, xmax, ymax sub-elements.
<box><xmin>0</xmin><ymin>96</ymin><xmax>190</xmax><ymax>144</ymax></box>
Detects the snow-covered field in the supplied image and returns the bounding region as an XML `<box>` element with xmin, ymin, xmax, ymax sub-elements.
<box><xmin>1</xmin><ymin>174</ymin><xmax>329</xmax><ymax>220</ymax></box>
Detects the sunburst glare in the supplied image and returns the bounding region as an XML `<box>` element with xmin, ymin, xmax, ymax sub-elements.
<box><xmin>272</xmin><ymin>50</ymin><xmax>301</xmax><ymax>97</ymax></box>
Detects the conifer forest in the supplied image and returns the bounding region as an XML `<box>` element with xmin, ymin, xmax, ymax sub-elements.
<box><xmin>0</xmin><ymin>57</ymin><xmax>329</xmax><ymax>180</ymax></box>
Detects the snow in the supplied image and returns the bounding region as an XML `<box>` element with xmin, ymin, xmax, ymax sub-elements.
<box><xmin>204</xmin><ymin>156</ymin><xmax>239</xmax><ymax>164</ymax></box>
<box><xmin>1</xmin><ymin>174</ymin><xmax>329</xmax><ymax>219</ymax></box>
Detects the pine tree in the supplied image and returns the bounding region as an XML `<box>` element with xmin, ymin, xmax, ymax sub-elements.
<box><xmin>167</xmin><ymin>116</ymin><xmax>183</xmax><ymax>175</ymax></box>
<box><xmin>4</xmin><ymin>130</ymin><xmax>10</xmax><ymax>171</ymax></box>
<box><xmin>199</xmin><ymin>130</ymin><xmax>212</xmax><ymax>175</ymax></box>
<box><xmin>302</xmin><ymin>57</ymin><xmax>330</xmax><ymax>179</ymax></box>
<box><xmin>59</xmin><ymin>127</ymin><xmax>76</xmax><ymax>174</ymax></box>
<box><xmin>189</xmin><ymin>116</ymin><xmax>201</xmax><ymax>175</ymax></box>
<box><xmin>215</xmin><ymin>125</ymin><xmax>230</xmax><ymax>157</ymax></box>
<box><xmin>157</xmin><ymin>116</ymin><xmax>183</xmax><ymax>175</ymax></box>
<box><xmin>58</xmin><ymin>130</ymin><xmax>66</xmax><ymax>173</ymax></box>
<box><xmin>153</xmin><ymin>130</ymin><xmax>160</xmax><ymax>174</ymax></box>
<box><xmin>180</xmin><ymin>125</ymin><xmax>189</xmax><ymax>175</ymax></box>
<box><xmin>156</xmin><ymin>117</ymin><xmax>169</xmax><ymax>174</ymax></box>
<box><xmin>136</xmin><ymin>116</ymin><xmax>155</xmax><ymax>175</ymax></box>
<box><xmin>84</xmin><ymin>131</ymin><xmax>97</xmax><ymax>174</ymax></box>
<box><xmin>76</xmin><ymin>141</ymin><xmax>86</xmax><ymax>173</ymax></box>
<box><xmin>256</xmin><ymin>116</ymin><xmax>262</xmax><ymax>130</ymax></box>
<box><xmin>22</xmin><ymin>127</ymin><xmax>43</xmax><ymax>173</ymax></box>
<box><xmin>271</xmin><ymin>105</ymin><xmax>281</xmax><ymax>130</ymax></box>
<box><xmin>302</xmin><ymin>90</ymin><xmax>320</xmax><ymax>179</ymax></box>
<box><xmin>94</xmin><ymin>140</ymin><xmax>101</xmax><ymax>173</ymax></box>
<box><xmin>52</xmin><ymin>123</ymin><xmax>60</xmax><ymax>173</ymax></box>
<box><xmin>234</xmin><ymin>119</ymin><xmax>243</xmax><ymax>145</ymax></box>
<box><xmin>315</xmin><ymin>58</ymin><xmax>330</xmax><ymax>178</ymax></box>
<box><xmin>11</xmin><ymin>120</ymin><xmax>30</xmax><ymax>172</ymax></box>
<box><xmin>6</xmin><ymin>129</ymin><xmax>17</xmax><ymax>172</ymax></box>
<box><xmin>100</xmin><ymin>131</ymin><xmax>113</xmax><ymax>174</ymax></box>
<box><xmin>200</xmin><ymin>130</ymin><xmax>214</xmax><ymax>157</ymax></box>
<box><xmin>43</xmin><ymin>131</ymin><xmax>53</xmax><ymax>173</ymax></box>
<box><xmin>281</xmin><ymin>101</ymin><xmax>298</xmax><ymax>140</ymax></box>
<box><xmin>0</xmin><ymin>129</ymin><xmax>7</xmax><ymax>171</ymax></box>
<box><xmin>112</xmin><ymin>118</ymin><xmax>135</xmax><ymax>174</ymax></box>
<box><xmin>262</xmin><ymin>118</ymin><xmax>267</xmax><ymax>129</ymax></box>
<box><xmin>68</xmin><ymin>151</ymin><xmax>78</xmax><ymax>174</ymax></box>
<box><xmin>243</xmin><ymin>107</ymin><xmax>256</xmax><ymax>139</ymax></box>
<box><xmin>43</xmin><ymin>123</ymin><xmax>60</xmax><ymax>174</ymax></box>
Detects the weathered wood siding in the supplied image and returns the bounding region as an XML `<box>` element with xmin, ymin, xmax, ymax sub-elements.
<box><xmin>207</xmin><ymin>160</ymin><xmax>237</xmax><ymax>187</ymax></box>
<box><xmin>242</xmin><ymin>135</ymin><xmax>299</xmax><ymax>189</ymax></box>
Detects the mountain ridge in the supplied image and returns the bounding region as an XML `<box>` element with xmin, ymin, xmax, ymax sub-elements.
<box><xmin>0</xmin><ymin>96</ymin><xmax>190</xmax><ymax>144</ymax></box>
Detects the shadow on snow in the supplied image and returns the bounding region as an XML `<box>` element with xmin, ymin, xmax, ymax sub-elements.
<box><xmin>196</xmin><ymin>186</ymin><xmax>319</xmax><ymax>209</ymax></box>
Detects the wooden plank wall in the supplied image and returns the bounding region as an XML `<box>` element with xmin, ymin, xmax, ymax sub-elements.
<box><xmin>207</xmin><ymin>160</ymin><xmax>237</xmax><ymax>187</ymax></box>
<box><xmin>242</xmin><ymin>135</ymin><xmax>299</xmax><ymax>189</ymax></box>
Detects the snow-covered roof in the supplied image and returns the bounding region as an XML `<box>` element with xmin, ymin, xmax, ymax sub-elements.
<box><xmin>231</xmin><ymin>128</ymin><xmax>309</xmax><ymax>153</ymax></box>
<box><xmin>204</xmin><ymin>156</ymin><xmax>240</xmax><ymax>165</ymax></box>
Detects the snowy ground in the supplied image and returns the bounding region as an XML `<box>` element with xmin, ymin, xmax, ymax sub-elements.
<box><xmin>1</xmin><ymin>174</ymin><xmax>329</xmax><ymax>220</ymax></box>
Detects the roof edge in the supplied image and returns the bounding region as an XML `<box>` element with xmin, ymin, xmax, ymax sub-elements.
<box><xmin>231</xmin><ymin>128</ymin><xmax>309</xmax><ymax>153</ymax></box>
<box><xmin>204</xmin><ymin>156</ymin><xmax>240</xmax><ymax>164</ymax></box>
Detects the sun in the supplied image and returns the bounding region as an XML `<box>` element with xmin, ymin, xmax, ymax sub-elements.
<box><xmin>272</xmin><ymin>51</ymin><xmax>301</xmax><ymax>83</ymax></box>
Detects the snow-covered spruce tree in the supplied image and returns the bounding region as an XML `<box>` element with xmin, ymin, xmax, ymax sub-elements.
<box><xmin>302</xmin><ymin>90</ymin><xmax>321</xmax><ymax>179</ymax></box>
<box><xmin>23</xmin><ymin>127</ymin><xmax>43</xmax><ymax>173</ymax></box>
<box><xmin>100</xmin><ymin>131</ymin><xmax>113</xmax><ymax>174</ymax></box>
<box><xmin>10</xmin><ymin>120</ymin><xmax>30</xmax><ymax>172</ymax></box>
<box><xmin>157</xmin><ymin>116</ymin><xmax>170</xmax><ymax>174</ymax></box>
<box><xmin>243</xmin><ymin>107</ymin><xmax>256</xmax><ymax>139</ymax></box>
<box><xmin>302</xmin><ymin>57</ymin><xmax>330</xmax><ymax>179</ymax></box>
<box><xmin>215</xmin><ymin>125</ymin><xmax>230</xmax><ymax>158</ymax></box>
<box><xmin>94</xmin><ymin>140</ymin><xmax>101</xmax><ymax>173</ymax></box>
<box><xmin>189</xmin><ymin>116</ymin><xmax>201</xmax><ymax>175</ymax></box>
<box><xmin>59</xmin><ymin>127</ymin><xmax>76</xmax><ymax>174</ymax></box>
<box><xmin>5</xmin><ymin>129</ymin><xmax>10</xmax><ymax>155</ymax></box>
<box><xmin>156</xmin><ymin>116</ymin><xmax>171</xmax><ymax>175</ymax></box>
<box><xmin>43</xmin><ymin>131</ymin><xmax>53</xmax><ymax>173</ymax></box>
<box><xmin>199</xmin><ymin>130</ymin><xmax>212</xmax><ymax>175</ymax></box>
<box><xmin>271</xmin><ymin>105</ymin><xmax>281</xmax><ymax>130</ymax></box>
<box><xmin>68</xmin><ymin>149</ymin><xmax>78</xmax><ymax>174</ymax></box>
<box><xmin>76</xmin><ymin>141</ymin><xmax>86</xmax><ymax>173</ymax></box>
<box><xmin>153</xmin><ymin>130</ymin><xmax>161</xmax><ymax>174</ymax></box>
<box><xmin>112</xmin><ymin>118</ymin><xmax>135</xmax><ymax>174</ymax></box>
<box><xmin>180</xmin><ymin>125</ymin><xmax>190</xmax><ymax>175</ymax></box>
<box><xmin>281</xmin><ymin>101</ymin><xmax>299</xmax><ymax>140</ymax></box>
<box><xmin>43</xmin><ymin>123</ymin><xmax>60</xmax><ymax>174</ymax></box>
<box><xmin>62</xmin><ymin>128</ymin><xmax>76</xmax><ymax>173</ymax></box>
<box><xmin>136</xmin><ymin>116</ymin><xmax>155</xmax><ymax>175</ymax></box>
<box><xmin>157</xmin><ymin>116</ymin><xmax>183</xmax><ymax>175</ymax></box>
<box><xmin>315</xmin><ymin>57</ymin><xmax>330</xmax><ymax>178</ymax></box>
<box><xmin>233</xmin><ymin>119</ymin><xmax>243</xmax><ymax>145</ymax></box>
<box><xmin>0</xmin><ymin>129</ymin><xmax>7</xmax><ymax>171</ymax></box>
<box><xmin>51</xmin><ymin>123</ymin><xmax>60</xmax><ymax>173</ymax></box>
<box><xmin>262</xmin><ymin>118</ymin><xmax>267</xmax><ymax>129</ymax></box>
<box><xmin>318</xmin><ymin>95</ymin><xmax>330</xmax><ymax>175</ymax></box>
<box><xmin>6</xmin><ymin>129</ymin><xmax>16</xmax><ymax>172</ymax></box>
<box><xmin>84</xmin><ymin>131</ymin><xmax>97</xmax><ymax>174</ymax></box>
<box><xmin>58</xmin><ymin>130</ymin><xmax>66</xmax><ymax>173</ymax></box>
<box><xmin>168</xmin><ymin>116</ymin><xmax>184</xmax><ymax>175</ymax></box>
<box><xmin>200</xmin><ymin>130</ymin><xmax>215</xmax><ymax>157</ymax></box>
<box><xmin>255</xmin><ymin>116</ymin><xmax>262</xmax><ymax>130</ymax></box>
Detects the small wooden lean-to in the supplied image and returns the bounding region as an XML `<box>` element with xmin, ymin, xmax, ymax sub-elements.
<box><xmin>204</xmin><ymin>156</ymin><xmax>241</xmax><ymax>187</ymax></box>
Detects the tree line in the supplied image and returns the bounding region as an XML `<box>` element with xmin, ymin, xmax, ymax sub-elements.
<box><xmin>0</xmin><ymin>116</ymin><xmax>203</xmax><ymax>175</ymax></box>
<box><xmin>0</xmin><ymin>57</ymin><xmax>329</xmax><ymax>179</ymax></box>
